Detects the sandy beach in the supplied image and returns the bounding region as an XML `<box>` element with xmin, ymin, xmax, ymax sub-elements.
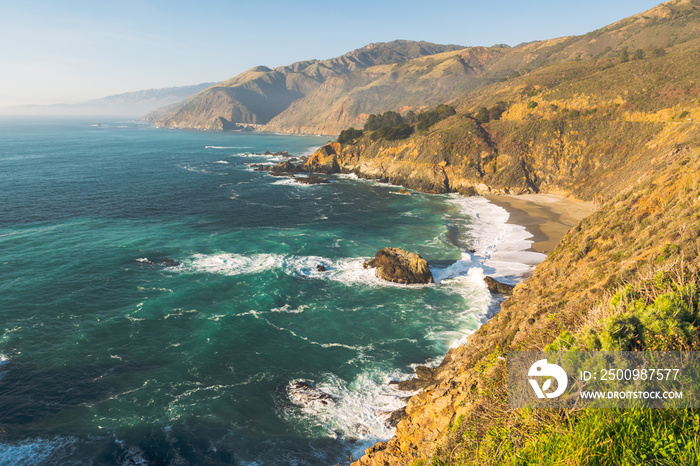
<box><xmin>485</xmin><ymin>194</ymin><xmax>596</xmax><ymax>254</ymax></box>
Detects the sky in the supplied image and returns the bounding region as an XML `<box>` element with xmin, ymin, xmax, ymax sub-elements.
<box><xmin>0</xmin><ymin>0</ymin><xmax>663</xmax><ymax>107</ymax></box>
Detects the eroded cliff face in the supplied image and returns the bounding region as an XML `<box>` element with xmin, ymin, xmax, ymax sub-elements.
<box><xmin>303</xmin><ymin>114</ymin><xmax>679</xmax><ymax>202</ymax></box>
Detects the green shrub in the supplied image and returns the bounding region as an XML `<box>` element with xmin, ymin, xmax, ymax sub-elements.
<box><xmin>527</xmin><ymin>100</ymin><xmax>538</xmax><ymax>109</ymax></box>
<box><xmin>337</xmin><ymin>127</ymin><xmax>363</xmax><ymax>144</ymax></box>
<box><xmin>651</xmin><ymin>47</ymin><xmax>667</xmax><ymax>57</ymax></box>
<box><xmin>489</xmin><ymin>101</ymin><xmax>509</xmax><ymax>120</ymax></box>
<box><xmin>364</xmin><ymin>111</ymin><xmax>414</xmax><ymax>141</ymax></box>
<box><xmin>370</xmin><ymin>122</ymin><xmax>413</xmax><ymax>141</ymax></box>
<box><xmin>416</xmin><ymin>104</ymin><xmax>456</xmax><ymax>131</ymax></box>
<box><xmin>474</xmin><ymin>106</ymin><xmax>490</xmax><ymax>124</ymax></box>
<box><xmin>545</xmin><ymin>330</ymin><xmax>575</xmax><ymax>351</ymax></box>
<box><xmin>600</xmin><ymin>314</ymin><xmax>644</xmax><ymax>350</ymax></box>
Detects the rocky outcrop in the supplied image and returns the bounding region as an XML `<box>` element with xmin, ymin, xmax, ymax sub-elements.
<box><xmin>484</xmin><ymin>276</ymin><xmax>514</xmax><ymax>295</ymax></box>
<box><xmin>294</xmin><ymin>175</ymin><xmax>330</xmax><ymax>185</ymax></box>
<box><xmin>301</xmin><ymin>144</ymin><xmax>341</xmax><ymax>174</ymax></box>
<box><xmin>364</xmin><ymin>248</ymin><xmax>433</xmax><ymax>284</ymax></box>
<box><xmin>270</xmin><ymin>160</ymin><xmax>302</xmax><ymax>175</ymax></box>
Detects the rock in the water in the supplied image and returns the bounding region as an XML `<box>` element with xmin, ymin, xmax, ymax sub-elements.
<box><xmin>364</xmin><ymin>247</ymin><xmax>433</xmax><ymax>284</ymax></box>
<box><xmin>397</xmin><ymin>189</ymin><xmax>411</xmax><ymax>195</ymax></box>
<box><xmin>286</xmin><ymin>381</ymin><xmax>335</xmax><ymax>407</ymax></box>
<box><xmin>295</xmin><ymin>175</ymin><xmax>330</xmax><ymax>185</ymax></box>
<box><xmin>484</xmin><ymin>276</ymin><xmax>514</xmax><ymax>295</ymax></box>
<box><xmin>248</xmin><ymin>163</ymin><xmax>271</xmax><ymax>172</ymax></box>
<box><xmin>317</xmin><ymin>264</ymin><xmax>327</xmax><ymax>272</ymax></box>
<box><xmin>270</xmin><ymin>160</ymin><xmax>300</xmax><ymax>174</ymax></box>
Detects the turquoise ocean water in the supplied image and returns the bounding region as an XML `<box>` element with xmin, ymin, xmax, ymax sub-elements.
<box><xmin>0</xmin><ymin>118</ymin><xmax>536</xmax><ymax>465</ymax></box>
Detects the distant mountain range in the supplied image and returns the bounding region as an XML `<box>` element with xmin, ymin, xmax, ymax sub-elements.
<box><xmin>145</xmin><ymin>40</ymin><xmax>466</xmax><ymax>133</ymax></box>
<box><xmin>146</xmin><ymin>1</ymin><xmax>700</xmax><ymax>135</ymax></box>
<box><xmin>0</xmin><ymin>83</ymin><xmax>214</xmax><ymax>117</ymax></box>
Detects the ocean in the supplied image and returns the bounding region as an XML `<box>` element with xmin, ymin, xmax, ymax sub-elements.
<box><xmin>0</xmin><ymin>117</ymin><xmax>542</xmax><ymax>465</ymax></box>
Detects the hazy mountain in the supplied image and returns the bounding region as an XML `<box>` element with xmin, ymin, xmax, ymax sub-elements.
<box><xmin>0</xmin><ymin>83</ymin><xmax>215</xmax><ymax>117</ymax></box>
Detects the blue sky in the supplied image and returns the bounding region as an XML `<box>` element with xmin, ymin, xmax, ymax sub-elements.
<box><xmin>0</xmin><ymin>0</ymin><xmax>662</xmax><ymax>106</ymax></box>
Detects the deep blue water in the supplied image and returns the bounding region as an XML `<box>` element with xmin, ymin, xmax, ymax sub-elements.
<box><xmin>0</xmin><ymin>118</ymin><xmax>495</xmax><ymax>465</ymax></box>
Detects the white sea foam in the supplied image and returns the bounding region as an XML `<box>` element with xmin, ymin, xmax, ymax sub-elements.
<box><xmin>445</xmin><ymin>194</ymin><xmax>545</xmax><ymax>283</ymax></box>
<box><xmin>271</xmin><ymin>177</ymin><xmax>297</xmax><ymax>186</ymax></box>
<box><xmin>176</xmin><ymin>253</ymin><xmax>378</xmax><ymax>286</ymax></box>
<box><xmin>335</xmin><ymin>173</ymin><xmax>358</xmax><ymax>180</ymax></box>
<box><xmin>281</xmin><ymin>368</ymin><xmax>415</xmax><ymax>457</ymax></box>
<box><xmin>205</xmin><ymin>146</ymin><xmax>236</xmax><ymax>149</ymax></box>
<box><xmin>271</xmin><ymin>304</ymin><xmax>307</xmax><ymax>314</ymax></box>
<box><xmin>179</xmin><ymin>165</ymin><xmax>210</xmax><ymax>174</ymax></box>
<box><xmin>236</xmin><ymin>153</ymin><xmax>287</xmax><ymax>163</ymax></box>
<box><xmin>212</xmin><ymin>160</ymin><xmax>229</xmax><ymax>164</ymax></box>
<box><xmin>430</xmin><ymin>252</ymin><xmax>473</xmax><ymax>284</ymax></box>
<box><xmin>176</xmin><ymin>253</ymin><xmax>281</xmax><ymax>276</ymax></box>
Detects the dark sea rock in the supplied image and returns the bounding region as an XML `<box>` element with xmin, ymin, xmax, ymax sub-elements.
<box><xmin>397</xmin><ymin>189</ymin><xmax>411</xmax><ymax>195</ymax></box>
<box><xmin>364</xmin><ymin>247</ymin><xmax>433</xmax><ymax>284</ymax></box>
<box><xmin>295</xmin><ymin>176</ymin><xmax>330</xmax><ymax>185</ymax></box>
<box><xmin>272</xmin><ymin>160</ymin><xmax>299</xmax><ymax>173</ymax></box>
<box><xmin>248</xmin><ymin>163</ymin><xmax>271</xmax><ymax>171</ymax></box>
<box><xmin>316</xmin><ymin>264</ymin><xmax>327</xmax><ymax>272</ymax></box>
<box><xmin>484</xmin><ymin>276</ymin><xmax>515</xmax><ymax>295</ymax></box>
<box><xmin>287</xmin><ymin>381</ymin><xmax>335</xmax><ymax>407</ymax></box>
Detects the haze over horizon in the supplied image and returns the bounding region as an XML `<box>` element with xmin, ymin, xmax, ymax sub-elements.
<box><xmin>1</xmin><ymin>0</ymin><xmax>660</xmax><ymax>108</ymax></box>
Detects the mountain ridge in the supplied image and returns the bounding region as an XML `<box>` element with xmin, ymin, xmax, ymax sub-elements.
<box><xmin>145</xmin><ymin>40</ymin><xmax>465</xmax><ymax>131</ymax></box>
<box><xmin>148</xmin><ymin>0</ymin><xmax>700</xmax><ymax>135</ymax></box>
